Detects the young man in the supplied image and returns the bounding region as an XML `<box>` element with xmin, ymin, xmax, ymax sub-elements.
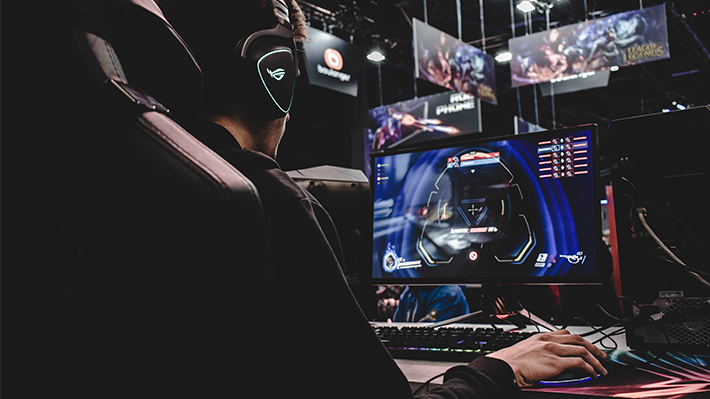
<box><xmin>159</xmin><ymin>0</ymin><xmax>608</xmax><ymax>397</ymax></box>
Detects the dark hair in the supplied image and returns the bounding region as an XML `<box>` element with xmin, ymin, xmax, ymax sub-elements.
<box><xmin>159</xmin><ymin>0</ymin><xmax>307</xmax><ymax>119</ymax></box>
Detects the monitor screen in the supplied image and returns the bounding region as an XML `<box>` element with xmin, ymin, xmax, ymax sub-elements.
<box><xmin>371</xmin><ymin>125</ymin><xmax>602</xmax><ymax>285</ymax></box>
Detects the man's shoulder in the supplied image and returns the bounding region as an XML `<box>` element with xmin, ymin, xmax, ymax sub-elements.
<box><xmin>218</xmin><ymin>148</ymin><xmax>308</xmax><ymax>201</ymax></box>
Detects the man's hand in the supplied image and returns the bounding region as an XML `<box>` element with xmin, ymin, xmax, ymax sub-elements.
<box><xmin>486</xmin><ymin>329</ymin><xmax>608</xmax><ymax>387</ymax></box>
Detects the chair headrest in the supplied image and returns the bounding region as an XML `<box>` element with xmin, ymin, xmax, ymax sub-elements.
<box><xmin>49</xmin><ymin>0</ymin><xmax>204</xmax><ymax>128</ymax></box>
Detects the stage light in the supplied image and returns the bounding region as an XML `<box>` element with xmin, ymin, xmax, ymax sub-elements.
<box><xmin>367</xmin><ymin>51</ymin><xmax>385</xmax><ymax>62</ymax></box>
<box><xmin>662</xmin><ymin>108</ymin><xmax>672</xmax><ymax>113</ymax></box>
<box><xmin>671</xmin><ymin>101</ymin><xmax>686</xmax><ymax>110</ymax></box>
<box><xmin>495</xmin><ymin>51</ymin><xmax>512</xmax><ymax>63</ymax></box>
<box><xmin>610</xmin><ymin>66</ymin><xmax>619</xmax><ymax>72</ymax></box>
<box><xmin>517</xmin><ymin>1</ymin><xmax>536</xmax><ymax>13</ymax></box>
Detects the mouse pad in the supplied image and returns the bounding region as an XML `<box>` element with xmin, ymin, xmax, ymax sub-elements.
<box><xmin>522</xmin><ymin>350</ymin><xmax>710</xmax><ymax>398</ymax></box>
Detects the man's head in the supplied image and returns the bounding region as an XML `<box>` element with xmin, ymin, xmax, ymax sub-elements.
<box><xmin>160</xmin><ymin>0</ymin><xmax>308</xmax><ymax>157</ymax></box>
<box><xmin>161</xmin><ymin>0</ymin><xmax>308</xmax><ymax>121</ymax></box>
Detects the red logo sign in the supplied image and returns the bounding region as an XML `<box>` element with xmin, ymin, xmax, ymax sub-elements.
<box><xmin>324</xmin><ymin>48</ymin><xmax>344</xmax><ymax>71</ymax></box>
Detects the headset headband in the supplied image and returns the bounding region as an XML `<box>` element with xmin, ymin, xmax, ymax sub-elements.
<box><xmin>272</xmin><ymin>0</ymin><xmax>291</xmax><ymax>26</ymax></box>
<box><xmin>237</xmin><ymin>0</ymin><xmax>299</xmax><ymax>76</ymax></box>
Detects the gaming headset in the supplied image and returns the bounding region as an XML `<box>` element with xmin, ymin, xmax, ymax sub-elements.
<box><xmin>234</xmin><ymin>0</ymin><xmax>300</xmax><ymax>121</ymax></box>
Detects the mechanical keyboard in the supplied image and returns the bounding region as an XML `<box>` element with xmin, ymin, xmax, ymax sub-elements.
<box><xmin>373</xmin><ymin>324</ymin><xmax>536</xmax><ymax>362</ymax></box>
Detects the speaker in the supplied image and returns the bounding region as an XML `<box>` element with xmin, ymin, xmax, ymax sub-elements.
<box><xmin>234</xmin><ymin>0</ymin><xmax>299</xmax><ymax>120</ymax></box>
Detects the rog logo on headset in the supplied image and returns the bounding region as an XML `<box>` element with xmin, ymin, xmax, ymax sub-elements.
<box><xmin>267</xmin><ymin>67</ymin><xmax>286</xmax><ymax>81</ymax></box>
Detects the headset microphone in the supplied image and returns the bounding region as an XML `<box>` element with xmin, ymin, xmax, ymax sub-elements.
<box><xmin>234</xmin><ymin>0</ymin><xmax>300</xmax><ymax>121</ymax></box>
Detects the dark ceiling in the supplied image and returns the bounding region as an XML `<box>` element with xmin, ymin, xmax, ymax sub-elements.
<box><xmin>280</xmin><ymin>0</ymin><xmax>710</xmax><ymax>171</ymax></box>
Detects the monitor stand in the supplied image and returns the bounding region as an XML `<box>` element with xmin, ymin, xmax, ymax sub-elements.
<box><xmin>429</xmin><ymin>285</ymin><xmax>559</xmax><ymax>332</ymax></box>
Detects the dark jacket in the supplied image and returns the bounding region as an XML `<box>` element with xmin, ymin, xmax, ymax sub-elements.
<box><xmin>194</xmin><ymin>121</ymin><xmax>520</xmax><ymax>399</ymax></box>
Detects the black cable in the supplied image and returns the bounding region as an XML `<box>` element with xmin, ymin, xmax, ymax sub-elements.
<box><xmin>619</xmin><ymin>167</ymin><xmax>710</xmax><ymax>257</ymax></box>
<box><xmin>560</xmin><ymin>302</ymin><xmax>623</xmax><ymax>330</ymax></box>
<box><xmin>577</xmin><ymin>320</ymin><xmax>620</xmax><ymax>338</ymax></box>
<box><xmin>602</xmin><ymin>326</ymin><xmax>627</xmax><ymax>340</ymax></box>
<box><xmin>637</xmin><ymin>208</ymin><xmax>710</xmax><ymax>289</ymax></box>
<box><xmin>412</xmin><ymin>372</ymin><xmax>446</xmax><ymax>396</ymax></box>
<box><xmin>618</xmin><ymin>173</ymin><xmax>710</xmax><ymax>285</ymax></box>
<box><xmin>617</xmin><ymin>296</ymin><xmax>641</xmax><ymax>321</ymax></box>
<box><xmin>573</xmin><ymin>317</ymin><xmax>620</xmax><ymax>351</ymax></box>
<box><xmin>591</xmin><ymin>325</ymin><xmax>626</xmax><ymax>350</ymax></box>
<box><xmin>657</xmin><ymin>255</ymin><xmax>710</xmax><ymax>277</ymax></box>
<box><xmin>617</xmin><ymin>296</ymin><xmax>639</xmax><ymax>310</ymax></box>
<box><xmin>515</xmin><ymin>301</ymin><xmax>542</xmax><ymax>333</ymax></box>
<box><xmin>554</xmin><ymin>299</ymin><xmax>647</xmax><ymax>351</ymax></box>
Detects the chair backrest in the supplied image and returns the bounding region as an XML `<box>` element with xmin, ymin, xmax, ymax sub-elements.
<box><xmin>7</xmin><ymin>1</ymin><xmax>275</xmax><ymax>396</ymax></box>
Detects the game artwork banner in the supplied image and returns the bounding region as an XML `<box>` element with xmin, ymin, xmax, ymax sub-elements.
<box><xmin>414</xmin><ymin>19</ymin><xmax>497</xmax><ymax>105</ymax></box>
<box><xmin>509</xmin><ymin>4</ymin><xmax>669</xmax><ymax>88</ymax></box>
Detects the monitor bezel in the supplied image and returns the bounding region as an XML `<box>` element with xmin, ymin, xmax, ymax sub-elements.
<box><xmin>369</xmin><ymin>124</ymin><xmax>604</xmax><ymax>286</ymax></box>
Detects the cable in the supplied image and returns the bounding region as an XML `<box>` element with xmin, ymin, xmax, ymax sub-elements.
<box><xmin>637</xmin><ymin>208</ymin><xmax>710</xmax><ymax>290</ymax></box>
<box><xmin>620</xmin><ymin>168</ymin><xmax>710</xmax><ymax>257</ymax></box>
<box><xmin>637</xmin><ymin>208</ymin><xmax>687</xmax><ymax>266</ymax></box>
<box><xmin>559</xmin><ymin>302</ymin><xmax>623</xmax><ymax>330</ymax></box>
<box><xmin>515</xmin><ymin>302</ymin><xmax>544</xmax><ymax>333</ymax></box>
<box><xmin>619</xmin><ymin>172</ymin><xmax>710</xmax><ymax>263</ymax></box>
<box><xmin>617</xmin><ymin>296</ymin><xmax>641</xmax><ymax>319</ymax></box>
<box><xmin>591</xmin><ymin>325</ymin><xmax>626</xmax><ymax>350</ymax></box>
<box><xmin>572</xmin><ymin>317</ymin><xmax>620</xmax><ymax>350</ymax></box>
<box><xmin>621</xmin><ymin>175</ymin><xmax>710</xmax><ymax>277</ymax></box>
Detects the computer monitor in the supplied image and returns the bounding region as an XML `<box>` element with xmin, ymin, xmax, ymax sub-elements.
<box><xmin>371</xmin><ymin>125</ymin><xmax>604</xmax><ymax>286</ymax></box>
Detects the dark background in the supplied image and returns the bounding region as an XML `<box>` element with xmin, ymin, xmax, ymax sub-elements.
<box><xmin>277</xmin><ymin>0</ymin><xmax>710</xmax><ymax>323</ymax></box>
<box><xmin>279</xmin><ymin>0</ymin><xmax>710</xmax><ymax>174</ymax></box>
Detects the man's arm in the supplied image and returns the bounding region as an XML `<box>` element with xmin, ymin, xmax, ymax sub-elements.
<box><xmin>416</xmin><ymin>356</ymin><xmax>519</xmax><ymax>399</ymax></box>
<box><xmin>415</xmin><ymin>330</ymin><xmax>606</xmax><ymax>398</ymax></box>
<box><xmin>487</xmin><ymin>329</ymin><xmax>608</xmax><ymax>387</ymax></box>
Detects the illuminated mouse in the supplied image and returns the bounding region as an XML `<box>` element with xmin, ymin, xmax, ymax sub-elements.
<box><xmin>538</xmin><ymin>356</ymin><xmax>616</xmax><ymax>386</ymax></box>
<box><xmin>537</xmin><ymin>370</ymin><xmax>600</xmax><ymax>386</ymax></box>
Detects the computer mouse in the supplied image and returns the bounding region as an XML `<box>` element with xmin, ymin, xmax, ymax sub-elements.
<box><xmin>537</xmin><ymin>356</ymin><xmax>615</xmax><ymax>386</ymax></box>
<box><xmin>537</xmin><ymin>369</ymin><xmax>599</xmax><ymax>386</ymax></box>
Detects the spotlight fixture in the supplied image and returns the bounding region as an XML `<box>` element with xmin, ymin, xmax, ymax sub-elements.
<box><xmin>516</xmin><ymin>1</ymin><xmax>536</xmax><ymax>13</ymax></box>
<box><xmin>517</xmin><ymin>0</ymin><xmax>553</xmax><ymax>14</ymax></box>
<box><xmin>367</xmin><ymin>51</ymin><xmax>385</xmax><ymax>62</ymax></box>
<box><xmin>672</xmin><ymin>101</ymin><xmax>687</xmax><ymax>110</ymax></box>
<box><xmin>495</xmin><ymin>51</ymin><xmax>513</xmax><ymax>63</ymax></box>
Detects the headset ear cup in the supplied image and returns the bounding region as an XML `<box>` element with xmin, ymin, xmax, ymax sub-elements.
<box><xmin>235</xmin><ymin>36</ymin><xmax>296</xmax><ymax>121</ymax></box>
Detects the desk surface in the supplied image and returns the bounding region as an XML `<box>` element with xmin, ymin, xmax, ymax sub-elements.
<box><xmin>382</xmin><ymin>323</ymin><xmax>710</xmax><ymax>398</ymax></box>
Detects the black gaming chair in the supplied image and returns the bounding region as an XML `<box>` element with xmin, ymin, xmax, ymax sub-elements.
<box><xmin>6</xmin><ymin>1</ymin><xmax>275</xmax><ymax>397</ymax></box>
